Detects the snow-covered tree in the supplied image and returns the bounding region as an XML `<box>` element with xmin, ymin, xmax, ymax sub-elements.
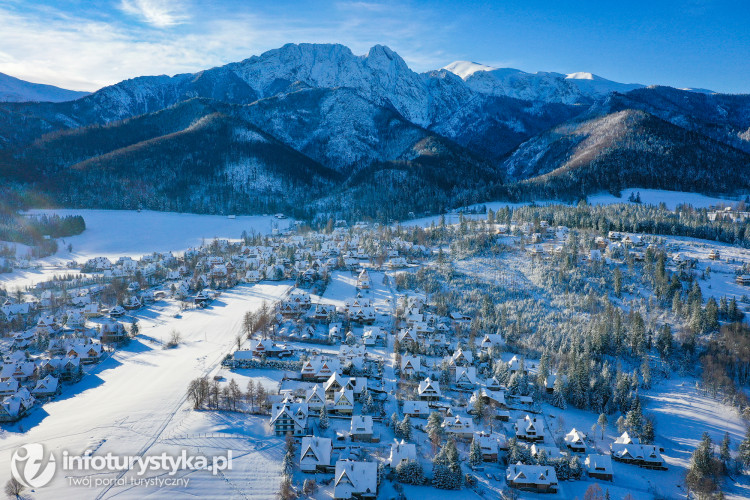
<box><xmin>319</xmin><ymin>406</ymin><xmax>329</xmax><ymax>430</ymax></box>
<box><xmin>396</xmin><ymin>459</ymin><xmax>424</xmax><ymax>485</ymax></box>
<box><xmin>469</xmin><ymin>438</ymin><xmax>482</xmax><ymax>467</ymax></box>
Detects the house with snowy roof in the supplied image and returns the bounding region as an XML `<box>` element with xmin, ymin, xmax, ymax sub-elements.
<box><xmin>585</xmin><ymin>454</ymin><xmax>613</xmax><ymax>480</ymax></box>
<box><xmin>0</xmin><ymin>378</ymin><xmax>19</xmax><ymax>397</ymax></box>
<box><xmin>305</xmin><ymin>385</ymin><xmax>326</xmax><ymax>411</ymax></box>
<box><xmin>449</xmin><ymin>348</ymin><xmax>473</xmax><ymax>367</ymax></box>
<box><xmin>397</xmin><ymin>328</ymin><xmax>418</xmax><ymax>346</ymax></box>
<box><xmin>400</xmin><ymin>356</ymin><xmax>421</xmax><ymax>377</ymax></box>
<box><xmin>67</xmin><ymin>342</ymin><xmax>103</xmax><ymax>364</ymax></box>
<box><xmin>301</xmin><ymin>357</ymin><xmax>341</xmax><ymax>381</ymax></box>
<box><xmin>443</xmin><ymin>415</ymin><xmax>475</xmax><ymax>440</ymax></box>
<box><xmin>402</xmin><ymin>400</ymin><xmax>430</xmax><ymax>418</ymax></box>
<box><xmin>388</xmin><ymin>441</ymin><xmax>416</xmax><ymax>468</ymax></box>
<box><xmin>418</xmin><ymin>378</ymin><xmax>441</xmax><ymax>401</ymax></box>
<box><xmin>508</xmin><ymin>355</ymin><xmax>527</xmax><ymax>374</ymax></box>
<box><xmin>332</xmin><ymin>388</ymin><xmax>354</xmax><ymax>415</ymax></box>
<box><xmin>270</xmin><ymin>402</ymin><xmax>308</xmax><ymax>436</ymax></box>
<box><xmin>334</xmin><ymin>460</ymin><xmax>377</xmax><ymax>500</ymax></box>
<box><xmin>506</xmin><ymin>463</ymin><xmax>558</xmax><ymax>493</ymax></box>
<box><xmin>362</xmin><ymin>327</ymin><xmax>385</xmax><ymax>346</ymax></box>
<box><xmin>610</xmin><ymin>436</ymin><xmax>666</xmax><ymax>470</ymax></box>
<box><xmin>515</xmin><ymin>415</ymin><xmax>544</xmax><ymax>442</ymax></box>
<box><xmin>348</xmin><ymin>306</ymin><xmax>376</xmax><ymax>324</ymax></box>
<box><xmin>479</xmin><ymin>333</ymin><xmax>505</xmax><ymax>351</ymax></box>
<box><xmin>455</xmin><ymin>367</ymin><xmax>477</xmax><ymax>389</ymax></box>
<box><xmin>31</xmin><ymin>375</ymin><xmax>60</xmax><ymax>398</ymax></box>
<box><xmin>356</xmin><ymin>269</ymin><xmax>371</xmax><ymax>289</ymax></box>
<box><xmin>0</xmin><ymin>389</ymin><xmax>34</xmax><ymax>423</ymax></box>
<box><xmin>564</xmin><ymin>428</ymin><xmax>587</xmax><ymax>453</ymax></box>
<box><xmin>475</xmin><ymin>432</ymin><xmax>499</xmax><ymax>461</ymax></box>
<box><xmin>300</xmin><ymin>436</ymin><xmax>332</xmax><ymax>473</ymax></box>
<box><xmin>251</xmin><ymin>339</ymin><xmax>292</xmax><ymax>358</ymax></box>
<box><xmin>311</xmin><ymin>303</ymin><xmax>336</xmax><ymax>321</ymax></box>
<box><xmin>350</xmin><ymin>415</ymin><xmax>374</xmax><ymax>442</ymax></box>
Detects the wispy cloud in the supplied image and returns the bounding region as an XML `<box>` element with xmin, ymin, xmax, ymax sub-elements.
<box><xmin>0</xmin><ymin>1</ymin><xmax>460</xmax><ymax>91</ymax></box>
<box><xmin>119</xmin><ymin>0</ymin><xmax>189</xmax><ymax>27</ymax></box>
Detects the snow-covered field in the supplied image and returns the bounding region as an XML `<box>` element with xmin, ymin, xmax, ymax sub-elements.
<box><xmin>27</xmin><ymin>209</ymin><xmax>291</xmax><ymax>260</ymax></box>
<box><xmin>588</xmin><ymin>188</ymin><xmax>742</xmax><ymax>210</ymax></box>
<box><xmin>0</xmin><ymin>210</ymin><xmax>291</xmax><ymax>291</ymax></box>
<box><xmin>0</xmin><ymin>283</ymin><xmax>291</xmax><ymax>499</ymax></box>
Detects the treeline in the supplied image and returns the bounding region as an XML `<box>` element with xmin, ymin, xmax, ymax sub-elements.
<box><xmin>501</xmin><ymin>202</ymin><xmax>750</xmax><ymax>248</ymax></box>
<box><xmin>0</xmin><ymin>212</ymin><xmax>85</xmax><ymax>249</ymax></box>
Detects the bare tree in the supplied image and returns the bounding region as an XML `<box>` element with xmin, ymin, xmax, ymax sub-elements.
<box><xmin>166</xmin><ymin>329</ymin><xmax>182</xmax><ymax>348</ymax></box>
<box><xmin>246</xmin><ymin>380</ymin><xmax>257</xmax><ymax>412</ymax></box>
<box><xmin>5</xmin><ymin>477</ymin><xmax>25</xmax><ymax>499</ymax></box>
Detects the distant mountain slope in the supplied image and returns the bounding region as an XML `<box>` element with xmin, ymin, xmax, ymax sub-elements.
<box><xmin>598</xmin><ymin>86</ymin><xmax>750</xmax><ymax>153</ymax></box>
<box><xmin>0</xmin><ymin>93</ymin><xmax>500</xmax><ymax>218</ymax></box>
<box><xmin>237</xmin><ymin>87</ymin><xmax>434</xmax><ymax>172</ymax></box>
<box><xmin>1</xmin><ymin>99</ymin><xmax>341</xmax><ymax>215</ymax></box>
<box><xmin>511</xmin><ymin>109</ymin><xmax>750</xmax><ymax>199</ymax></box>
<box><xmin>0</xmin><ymin>43</ymin><xmax>747</xmax><ymax>219</ymax></box>
<box><xmin>0</xmin><ymin>72</ymin><xmax>89</xmax><ymax>103</ymax></box>
<box><xmin>443</xmin><ymin>61</ymin><xmax>645</xmax><ymax>104</ymax></box>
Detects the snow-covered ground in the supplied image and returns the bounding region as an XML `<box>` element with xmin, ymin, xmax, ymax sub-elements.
<box><xmin>0</xmin><ymin>210</ymin><xmax>291</xmax><ymax>291</ymax></box>
<box><xmin>27</xmin><ymin>209</ymin><xmax>292</xmax><ymax>260</ymax></box>
<box><xmin>588</xmin><ymin>188</ymin><xmax>742</xmax><ymax>210</ymax></box>
<box><xmin>0</xmin><ymin>283</ymin><xmax>291</xmax><ymax>499</ymax></box>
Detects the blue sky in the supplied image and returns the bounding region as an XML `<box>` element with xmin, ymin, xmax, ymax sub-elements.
<box><xmin>0</xmin><ymin>0</ymin><xmax>748</xmax><ymax>93</ymax></box>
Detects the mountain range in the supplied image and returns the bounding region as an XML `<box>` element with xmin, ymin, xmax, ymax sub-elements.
<box><xmin>0</xmin><ymin>43</ymin><xmax>748</xmax><ymax>220</ymax></box>
<box><xmin>0</xmin><ymin>72</ymin><xmax>89</xmax><ymax>103</ymax></box>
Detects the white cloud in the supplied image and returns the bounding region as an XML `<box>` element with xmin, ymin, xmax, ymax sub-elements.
<box><xmin>0</xmin><ymin>2</ymin><xmax>458</xmax><ymax>92</ymax></box>
<box><xmin>119</xmin><ymin>0</ymin><xmax>189</xmax><ymax>27</ymax></box>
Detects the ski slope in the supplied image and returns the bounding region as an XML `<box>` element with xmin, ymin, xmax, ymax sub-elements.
<box><xmin>0</xmin><ymin>283</ymin><xmax>291</xmax><ymax>499</ymax></box>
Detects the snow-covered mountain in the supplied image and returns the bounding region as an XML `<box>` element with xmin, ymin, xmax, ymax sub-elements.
<box><xmin>563</xmin><ymin>71</ymin><xmax>643</xmax><ymax>98</ymax></box>
<box><xmin>0</xmin><ymin>72</ymin><xmax>89</xmax><ymax>103</ymax></box>
<box><xmin>443</xmin><ymin>61</ymin><xmax>646</xmax><ymax>104</ymax></box>
<box><xmin>0</xmin><ymin>43</ymin><xmax>747</xmax><ymax>219</ymax></box>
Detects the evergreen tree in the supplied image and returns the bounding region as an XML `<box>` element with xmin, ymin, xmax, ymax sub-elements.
<box><xmin>641</xmin><ymin>416</ymin><xmax>655</xmax><ymax>444</ymax></box>
<box><xmin>399</xmin><ymin>415</ymin><xmax>413</xmax><ymax>441</ymax></box>
<box><xmin>616</xmin><ymin>416</ymin><xmax>626</xmax><ymax>434</ymax></box>
<box><xmin>719</xmin><ymin>432</ymin><xmax>731</xmax><ymax>470</ymax></box>
<box><xmin>319</xmin><ymin>406</ymin><xmax>329</xmax><ymax>430</ymax></box>
<box><xmin>613</xmin><ymin>267</ymin><xmax>623</xmax><ymax>298</ymax></box>
<box><xmin>686</xmin><ymin>433</ymin><xmax>719</xmax><ymax>497</ymax></box>
<box><xmin>396</xmin><ymin>460</ymin><xmax>425</xmax><ymax>485</ymax></box>
<box><xmin>391</xmin><ymin>412</ymin><xmax>400</xmax><ymax>434</ymax></box>
<box><xmin>432</xmin><ymin>439</ymin><xmax>462</xmax><ymax>489</ymax></box>
<box><xmin>656</xmin><ymin>324</ymin><xmax>673</xmax><ymax>359</ymax></box>
<box><xmin>569</xmin><ymin>456</ymin><xmax>583</xmax><ymax>480</ymax></box>
<box><xmin>625</xmin><ymin>398</ymin><xmax>643</xmax><ymax>436</ymax></box>
<box><xmin>739</xmin><ymin>427</ymin><xmax>750</xmax><ymax>471</ymax></box>
<box><xmin>362</xmin><ymin>392</ymin><xmax>374</xmax><ymax>414</ymax></box>
<box><xmin>469</xmin><ymin>438</ymin><xmax>483</xmax><ymax>467</ymax></box>
<box><xmin>283</xmin><ymin>434</ymin><xmax>296</xmax><ymax>476</ymax></box>
<box><xmin>640</xmin><ymin>357</ymin><xmax>651</xmax><ymax>389</ymax></box>
<box><xmin>426</xmin><ymin>411</ymin><xmax>444</xmax><ymax>447</ymax></box>
<box><xmin>705</xmin><ymin>297</ymin><xmax>719</xmax><ymax>332</ymax></box>
<box><xmin>552</xmin><ymin>375</ymin><xmax>567</xmax><ymax>409</ymax></box>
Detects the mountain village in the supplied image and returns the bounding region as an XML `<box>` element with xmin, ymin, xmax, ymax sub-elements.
<box><xmin>1</xmin><ymin>202</ymin><xmax>749</xmax><ymax>499</ymax></box>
